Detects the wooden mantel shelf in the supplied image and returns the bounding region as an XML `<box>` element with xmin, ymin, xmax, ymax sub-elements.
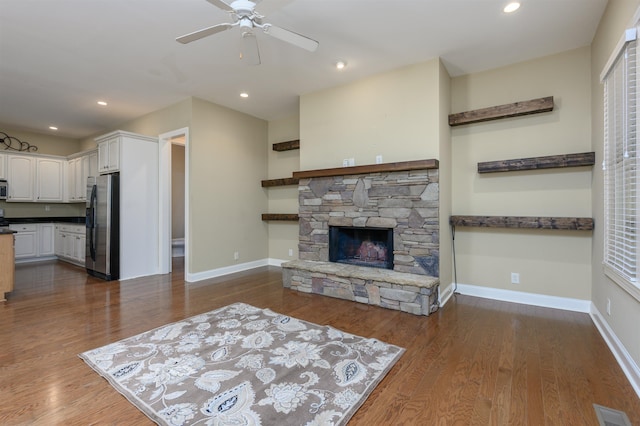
<box><xmin>448</xmin><ymin>96</ymin><xmax>554</xmax><ymax>127</ymax></box>
<box><xmin>450</xmin><ymin>215</ymin><xmax>594</xmax><ymax>231</ymax></box>
<box><xmin>293</xmin><ymin>159</ymin><xmax>439</xmax><ymax>179</ymax></box>
<box><xmin>261</xmin><ymin>214</ymin><xmax>299</xmax><ymax>221</ymax></box>
<box><xmin>478</xmin><ymin>152</ymin><xmax>595</xmax><ymax>174</ymax></box>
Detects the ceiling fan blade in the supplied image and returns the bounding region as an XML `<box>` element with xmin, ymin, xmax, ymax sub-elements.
<box><xmin>176</xmin><ymin>23</ymin><xmax>233</xmax><ymax>44</ymax></box>
<box><xmin>263</xmin><ymin>24</ymin><xmax>318</xmax><ymax>52</ymax></box>
<box><xmin>240</xmin><ymin>32</ymin><xmax>261</xmax><ymax>65</ymax></box>
<box><xmin>205</xmin><ymin>0</ymin><xmax>234</xmax><ymax>13</ymax></box>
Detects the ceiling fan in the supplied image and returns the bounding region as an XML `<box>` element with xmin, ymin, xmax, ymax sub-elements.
<box><xmin>176</xmin><ymin>0</ymin><xmax>319</xmax><ymax>65</ymax></box>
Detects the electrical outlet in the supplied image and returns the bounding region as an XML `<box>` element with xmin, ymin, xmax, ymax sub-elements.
<box><xmin>44</xmin><ymin>205</ymin><xmax>51</xmax><ymax>212</ymax></box>
<box><xmin>375</xmin><ymin>155</ymin><xmax>383</xmax><ymax>164</ymax></box>
<box><xmin>348</xmin><ymin>158</ymin><xmax>355</xmax><ymax>166</ymax></box>
<box><xmin>511</xmin><ymin>272</ymin><xmax>520</xmax><ymax>284</ymax></box>
<box><xmin>288</xmin><ymin>248</ymin><xmax>293</xmax><ymax>257</ymax></box>
<box><xmin>342</xmin><ymin>159</ymin><xmax>349</xmax><ymax>167</ymax></box>
<box><xmin>606</xmin><ymin>298</ymin><xmax>611</xmax><ymax>315</ymax></box>
<box><xmin>234</xmin><ymin>251</ymin><xmax>239</xmax><ymax>260</ymax></box>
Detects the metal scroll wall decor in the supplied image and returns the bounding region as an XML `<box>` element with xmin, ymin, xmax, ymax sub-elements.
<box><xmin>0</xmin><ymin>132</ymin><xmax>38</xmax><ymax>152</ymax></box>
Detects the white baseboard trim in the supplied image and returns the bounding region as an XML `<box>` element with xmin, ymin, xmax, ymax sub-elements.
<box><xmin>186</xmin><ymin>259</ymin><xmax>270</xmax><ymax>283</ymax></box>
<box><xmin>267</xmin><ymin>258</ymin><xmax>288</xmax><ymax>267</ymax></box>
<box><xmin>590</xmin><ymin>305</ymin><xmax>640</xmax><ymax>399</ymax></box>
<box><xmin>438</xmin><ymin>283</ymin><xmax>455</xmax><ymax>306</ymax></box>
<box><xmin>454</xmin><ymin>283</ymin><xmax>591</xmax><ymax>313</ymax></box>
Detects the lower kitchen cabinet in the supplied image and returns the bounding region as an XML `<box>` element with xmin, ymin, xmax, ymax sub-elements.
<box><xmin>13</xmin><ymin>222</ymin><xmax>85</xmax><ymax>265</ymax></box>
<box><xmin>55</xmin><ymin>223</ymin><xmax>85</xmax><ymax>266</ymax></box>
<box><xmin>10</xmin><ymin>224</ymin><xmax>38</xmax><ymax>259</ymax></box>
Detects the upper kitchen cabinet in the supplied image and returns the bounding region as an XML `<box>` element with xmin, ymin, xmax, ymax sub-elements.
<box><xmin>68</xmin><ymin>149</ymin><xmax>98</xmax><ymax>202</ymax></box>
<box><xmin>6</xmin><ymin>154</ymin><xmax>35</xmax><ymax>201</ymax></box>
<box><xmin>36</xmin><ymin>157</ymin><xmax>64</xmax><ymax>202</ymax></box>
<box><xmin>7</xmin><ymin>154</ymin><xmax>64</xmax><ymax>202</ymax></box>
<box><xmin>98</xmin><ymin>136</ymin><xmax>120</xmax><ymax>173</ymax></box>
<box><xmin>0</xmin><ymin>153</ymin><xmax>6</xmax><ymax>180</ymax></box>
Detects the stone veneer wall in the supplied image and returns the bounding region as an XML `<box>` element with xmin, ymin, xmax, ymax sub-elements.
<box><xmin>298</xmin><ymin>168</ymin><xmax>440</xmax><ymax>276</ymax></box>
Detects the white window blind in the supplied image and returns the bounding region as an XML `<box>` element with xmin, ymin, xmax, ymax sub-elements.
<box><xmin>603</xmin><ymin>29</ymin><xmax>640</xmax><ymax>300</ymax></box>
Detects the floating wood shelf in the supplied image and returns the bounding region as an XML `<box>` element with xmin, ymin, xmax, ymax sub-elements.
<box><xmin>478</xmin><ymin>152</ymin><xmax>595</xmax><ymax>174</ymax></box>
<box><xmin>261</xmin><ymin>214</ymin><xmax>299</xmax><ymax>221</ymax></box>
<box><xmin>450</xmin><ymin>215</ymin><xmax>594</xmax><ymax>231</ymax></box>
<box><xmin>272</xmin><ymin>140</ymin><xmax>300</xmax><ymax>152</ymax></box>
<box><xmin>449</xmin><ymin>96</ymin><xmax>554</xmax><ymax>127</ymax></box>
<box><xmin>261</xmin><ymin>177</ymin><xmax>299</xmax><ymax>187</ymax></box>
<box><xmin>293</xmin><ymin>159</ymin><xmax>438</xmax><ymax>179</ymax></box>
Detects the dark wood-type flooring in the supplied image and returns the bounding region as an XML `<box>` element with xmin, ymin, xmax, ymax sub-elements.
<box><xmin>1</xmin><ymin>259</ymin><xmax>639</xmax><ymax>425</ymax></box>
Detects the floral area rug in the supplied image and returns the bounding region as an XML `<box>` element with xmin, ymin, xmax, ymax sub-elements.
<box><xmin>79</xmin><ymin>302</ymin><xmax>404</xmax><ymax>425</ymax></box>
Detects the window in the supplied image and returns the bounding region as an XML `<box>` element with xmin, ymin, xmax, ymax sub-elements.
<box><xmin>603</xmin><ymin>23</ymin><xmax>640</xmax><ymax>301</ymax></box>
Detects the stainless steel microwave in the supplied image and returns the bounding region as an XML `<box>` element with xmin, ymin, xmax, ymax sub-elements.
<box><xmin>0</xmin><ymin>180</ymin><xmax>7</xmax><ymax>200</ymax></box>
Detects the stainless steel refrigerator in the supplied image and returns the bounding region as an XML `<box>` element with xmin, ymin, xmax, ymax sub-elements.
<box><xmin>86</xmin><ymin>174</ymin><xmax>119</xmax><ymax>280</ymax></box>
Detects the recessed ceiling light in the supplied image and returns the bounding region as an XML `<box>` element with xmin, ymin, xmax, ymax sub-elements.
<box><xmin>97</xmin><ymin>100</ymin><xmax>108</xmax><ymax>106</ymax></box>
<box><xmin>335</xmin><ymin>60</ymin><xmax>347</xmax><ymax>70</ymax></box>
<box><xmin>503</xmin><ymin>2</ymin><xmax>520</xmax><ymax>13</ymax></box>
<box><xmin>49</xmin><ymin>126</ymin><xmax>58</xmax><ymax>130</ymax></box>
<box><xmin>240</xmin><ymin>92</ymin><xmax>249</xmax><ymax>98</ymax></box>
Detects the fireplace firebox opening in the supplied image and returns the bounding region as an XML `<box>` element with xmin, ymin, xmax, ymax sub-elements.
<box><xmin>329</xmin><ymin>226</ymin><xmax>394</xmax><ymax>270</ymax></box>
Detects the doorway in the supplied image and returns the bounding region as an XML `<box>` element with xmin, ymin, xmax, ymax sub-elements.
<box><xmin>158</xmin><ymin>127</ymin><xmax>189</xmax><ymax>276</ymax></box>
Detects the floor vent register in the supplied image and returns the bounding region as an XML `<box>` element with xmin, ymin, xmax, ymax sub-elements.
<box><xmin>593</xmin><ymin>404</ymin><xmax>632</xmax><ymax>426</ymax></box>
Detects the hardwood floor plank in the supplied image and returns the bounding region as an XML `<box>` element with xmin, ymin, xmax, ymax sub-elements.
<box><xmin>1</xmin><ymin>261</ymin><xmax>639</xmax><ymax>425</ymax></box>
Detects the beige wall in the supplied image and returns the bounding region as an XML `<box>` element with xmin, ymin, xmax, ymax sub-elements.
<box><xmin>97</xmin><ymin>96</ymin><xmax>268</xmax><ymax>274</ymax></box>
<box><xmin>189</xmin><ymin>97</ymin><xmax>268</xmax><ymax>273</ymax></box>
<box><xmin>450</xmin><ymin>47</ymin><xmax>593</xmax><ymax>299</ymax></box>
<box><xmin>298</xmin><ymin>58</ymin><xmax>452</xmax><ymax>284</ymax></box>
<box><xmin>0</xmin><ymin>124</ymin><xmax>82</xmax><ymax>156</ymax></box>
<box><xmin>300</xmin><ymin>59</ymin><xmax>443</xmax><ymax>170</ymax></box>
<box><xmin>266</xmin><ymin>114</ymin><xmax>300</xmax><ymax>262</ymax></box>
<box><xmin>591</xmin><ymin>0</ymin><xmax>640</xmax><ymax>368</ymax></box>
<box><xmin>171</xmin><ymin>144</ymin><xmax>185</xmax><ymax>240</ymax></box>
<box><xmin>437</xmin><ymin>59</ymin><xmax>453</xmax><ymax>292</ymax></box>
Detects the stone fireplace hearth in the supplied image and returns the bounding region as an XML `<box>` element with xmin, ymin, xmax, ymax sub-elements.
<box><xmin>282</xmin><ymin>160</ymin><xmax>441</xmax><ymax>316</ymax></box>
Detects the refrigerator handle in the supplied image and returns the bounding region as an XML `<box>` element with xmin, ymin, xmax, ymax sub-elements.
<box><xmin>89</xmin><ymin>184</ymin><xmax>97</xmax><ymax>261</ymax></box>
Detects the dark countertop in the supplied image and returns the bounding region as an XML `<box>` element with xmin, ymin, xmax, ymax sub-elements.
<box><xmin>0</xmin><ymin>229</ymin><xmax>17</xmax><ymax>235</ymax></box>
<box><xmin>4</xmin><ymin>216</ymin><xmax>85</xmax><ymax>225</ymax></box>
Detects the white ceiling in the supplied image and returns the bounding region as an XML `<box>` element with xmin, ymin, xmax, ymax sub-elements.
<box><xmin>0</xmin><ymin>0</ymin><xmax>608</xmax><ymax>139</ymax></box>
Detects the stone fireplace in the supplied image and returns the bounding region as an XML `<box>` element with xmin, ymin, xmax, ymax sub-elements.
<box><xmin>282</xmin><ymin>160</ymin><xmax>440</xmax><ymax>315</ymax></box>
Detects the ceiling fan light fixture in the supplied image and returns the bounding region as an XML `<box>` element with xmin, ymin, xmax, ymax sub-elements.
<box><xmin>503</xmin><ymin>2</ymin><xmax>520</xmax><ymax>13</ymax></box>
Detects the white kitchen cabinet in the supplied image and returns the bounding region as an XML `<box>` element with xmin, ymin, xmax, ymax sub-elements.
<box><xmin>38</xmin><ymin>223</ymin><xmax>55</xmax><ymax>256</ymax></box>
<box><xmin>7</xmin><ymin>155</ymin><xmax>35</xmax><ymax>202</ymax></box>
<box><xmin>10</xmin><ymin>224</ymin><xmax>37</xmax><ymax>259</ymax></box>
<box><xmin>0</xmin><ymin>153</ymin><xmax>6</xmax><ymax>180</ymax></box>
<box><xmin>11</xmin><ymin>223</ymin><xmax>57</xmax><ymax>260</ymax></box>
<box><xmin>67</xmin><ymin>157</ymin><xmax>79</xmax><ymax>201</ymax></box>
<box><xmin>87</xmin><ymin>151</ymin><xmax>98</xmax><ymax>177</ymax></box>
<box><xmin>98</xmin><ymin>136</ymin><xmax>120</xmax><ymax>173</ymax></box>
<box><xmin>54</xmin><ymin>224</ymin><xmax>64</xmax><ymax>257</ymax></box>
<box><xmin>36</xmin><ymin>157</ymin><xmax>64</xmax><ymax>202</ymax></box>
<box><xmin>67</xmin><ymin>149</ymin><xmax>98</xmax><ymax>202</ymax></box>
<box><xmin>72</xmin><ymin>233</ymin><xmax>86</xmax><ymax>263</ymax></box>
<box><xmin>56</xmin><ymin>223</ymin><xmax>86</xmax><ymax>266</ymax></box>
